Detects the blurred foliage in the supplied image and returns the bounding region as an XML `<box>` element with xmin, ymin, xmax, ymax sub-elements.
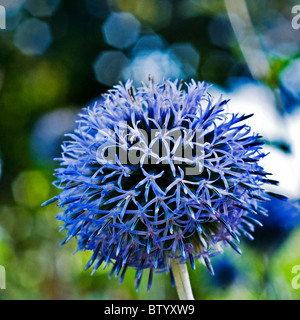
<box><xmin>0</xmin><ymin>0</ymin><xmax>300</xmax><ymax>300</ymax></box>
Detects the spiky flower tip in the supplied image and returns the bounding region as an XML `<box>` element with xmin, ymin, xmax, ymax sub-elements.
<box><xmin>43</xmin><ymin>78</ymin><xmax>284</xmax><ymax>291</ymax></box>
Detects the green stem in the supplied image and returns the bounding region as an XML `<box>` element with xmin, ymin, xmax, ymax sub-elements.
<box><xmin>172</xmin><ymin>259</ymin><xmax>195</xmax><ymax>300</ymax></box>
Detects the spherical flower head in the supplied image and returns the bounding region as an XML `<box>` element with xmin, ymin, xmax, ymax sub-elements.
<box><xmin>43</xmin><ymin>78</ymin><xmax>283</xmax><ymax>290</ymax></box>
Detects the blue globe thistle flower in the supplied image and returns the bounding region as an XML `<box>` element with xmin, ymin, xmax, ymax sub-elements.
<box><xmin>43</xmin><ymin>78</ymin><xmax>282</xmax><ymax>291</ymax></box>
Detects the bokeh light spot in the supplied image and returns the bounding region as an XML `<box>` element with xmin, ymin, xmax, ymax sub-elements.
<box><xmin>12</xmin><ymin>171</ymin><xmax>50</xmax><ymax>208</ymax></box>
<box><xmin>0</xmin><ymin>0</ymin><xmax>25</xmax><ymax>31</ymax></box>
<box><xmin>14</xmin><ymin>18</ymin><xmax>52</xmax><ymax>55</ymax></box>
<box><xmin>25</xmin><ymin>0</ymin><xmax>61</xmax><ymax>17</ymax></box>
<box><xmin>18</xmin><ymin>62</ymin><xmax>69</xmax><ymax>110</ymax></box>
<box><xmin>131</xmin><ymin>34</ymin><xmax>166</xmax><ymax>55</ymax></box>
<box><xmin>30</xmin><ymin>108</ymin><xmax>77</xmax><ymax>164</ymax></box>
<box><xmin>93</xmin><ymin>50</ymin><xmax>130</xmax><ymax>86</ymax></box>
<box><xmin>102</xmin><ymin>12</ymin><xmax>141</xmax><ymax>49</ymax></box>
<box><xmin>1</xmin><ymin>0</ymin><xmax>25</xmax><ymax>14</ymax></box>
<box><xmin>169</xmin><ymin>43</ymin><xmax>200</xmax><ymax>78</ymax></box>
<box><xmin>123</xmin><ymin>50</ymin><xmax>182</xmax><ymax>85</ymax></box>
<box><xmin>208</xmin><ymin>14</ymin><xmax>233</xmax><ymax>48</ymax></box>
<box><xmin>111</xmin><ymin>0</ymin><xmax>172</xmax><ymax>27</ymax></box>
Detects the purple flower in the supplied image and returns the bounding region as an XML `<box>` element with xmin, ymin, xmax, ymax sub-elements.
<box><xmin>43</xmin><ymin>79</ymin><xmax>281</xmax><ymax>290</ymax></box>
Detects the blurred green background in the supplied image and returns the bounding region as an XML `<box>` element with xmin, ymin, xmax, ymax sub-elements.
<box><xmin>0</xmin><ymin>0</ymin><xmax>300</xmax><ymax>300</ymax></box>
